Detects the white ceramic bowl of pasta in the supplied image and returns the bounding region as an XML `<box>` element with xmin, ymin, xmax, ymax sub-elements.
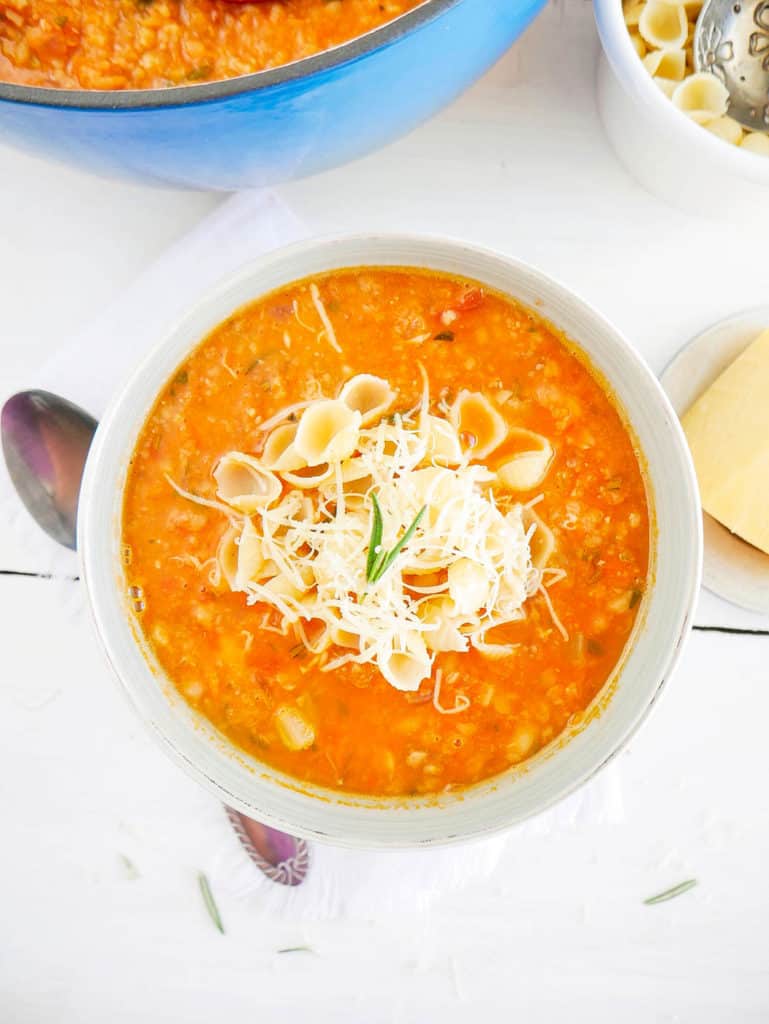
<box><xmin>78</xmin><ymin>234</ymin><xmax>702</xmax><ymax>848</ymax></box>
<box><xmin>594</xmin><ymin>0</ymin><xmax>769</xmax><ymax>220</ymax></box>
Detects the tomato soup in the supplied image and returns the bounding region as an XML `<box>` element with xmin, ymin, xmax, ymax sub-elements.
<box><xmin>0</xmin><ymin>0</ymin><xmax>423</xmax><ymax>90</ymax></box>
<box><xmin>122</xmin><ymin>269</ymin><xmax>650</xmax><ymax>797</ymax></box>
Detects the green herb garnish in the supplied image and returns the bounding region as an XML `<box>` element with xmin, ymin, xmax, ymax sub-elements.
<box><xmin>643</xmin><ymin>879</ymin><xmax>698</xmax><ymax>905</ymax></box>
<box><xmin>365</xmin><ymin>493</ymin><xmax>426</xmax><ymax>586</ymax></box>
<box><xmin>434</xmin><ymin>330</ymin><xmax>455</xmax><ymax>341</ymax></box>
<box><xmin>198</xmin><ymin>872</ymin><xmax>225</xmax><ymax>934</ymax></box>
<box><xmin>119</xmin><ymin>853</ymin><xmax>140</xmax><ymax>880</ymax></box>
<box><xmin>277</xmin><ymin>946</ymin><xmax>315</xmax><ymax>954</ymax></box>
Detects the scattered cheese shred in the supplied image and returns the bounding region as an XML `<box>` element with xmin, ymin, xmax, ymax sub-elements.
<box><xmin>433</xmin><ymin>669</ymin><xmax>471</xmax><ymax>715</ymax></box>
<box><xmin>309</xmin><ymin>282</ymin><xmax>342</xmax><ymax>354</ymax></box>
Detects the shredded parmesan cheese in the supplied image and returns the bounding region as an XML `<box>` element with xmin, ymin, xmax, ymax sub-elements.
<box><xmin>432</xmin><ymin>669</ymin><xmax>471</xmax><ymax>715</ymax></box>
<box><xmin>168</xmin><ymin>373</ymin><xmax>565</xmax><ymax>695</ymax></box>
<box><xmin>309</xmin><ymin>282</ymin><xmax>342</xmax><ymax>354</ymax></box>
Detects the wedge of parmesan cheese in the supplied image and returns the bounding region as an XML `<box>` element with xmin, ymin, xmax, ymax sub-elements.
<box><xmin>682</xmin><ymin>329</ymin><xmax>769</xmax><ymax>553</ymax></box>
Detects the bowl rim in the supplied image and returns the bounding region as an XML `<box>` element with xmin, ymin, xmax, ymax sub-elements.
<box><xmin>0</xmin><ymin>0</ymin><xmax>455</xmax><ymax>111</ymax></box>
<box><xmin>78</xmin><ymin>232</ymin><xmax>703</xmax><ymax>847</ymax></box>
<box><xmin>592</xmin><ymin>0</ymin><xmax>769</xmax><ymax>183</ymax></box>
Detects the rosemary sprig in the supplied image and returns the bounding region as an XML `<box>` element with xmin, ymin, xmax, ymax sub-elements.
<box><xmin>643</xmin><ymin>878</ymin><xmax>698</xmax><ymax>905</ymax></box>
<box><xmin>198</xmin><ymin>872</ymin><xmax>225</xmax><ymax>934</ymax></box>
<box><xmin>365</xmin><ymin>493</ymin><xmax>426</xmax><ymax>585</ymax></box>
<box><xmin>119</xmin><ymin>853</ymin><xmax>140</xmax><ymax>880</ymax></box>
<box><xmin>366</xmin><ymin>492</ymin><xmax>384</xmax><ymax>580</ymax></box>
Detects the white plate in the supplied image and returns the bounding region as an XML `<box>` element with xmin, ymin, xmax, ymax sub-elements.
<box><xmin>661</xmin><ymin>307</ymin><xmax>769</xmax><ymax>615</ymax></box>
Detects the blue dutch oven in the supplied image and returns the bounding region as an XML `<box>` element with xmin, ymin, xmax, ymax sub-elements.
<box><xmin>0</xmin><ymin>0</ymin><xmax>545</xmax><ymax>190</ymax></box>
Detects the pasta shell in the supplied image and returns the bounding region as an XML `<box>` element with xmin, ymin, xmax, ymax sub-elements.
<box><xmin>521</xmin><ymin>507</ymin><xmax>556</xmax><ymax>570</ymax></box>
<box><xmin>338</xmin><ymin>457</ymin><xmax>372</xmax><ymax>483</ymax></box>
<box><xmin>280</xmin><ymin>463</ymin><xmax>335</xmax><ymax>489</ymax></box>
<box><xmin>672</xmin><ymin>73</ymin><xmax>729</xmax><ymax>124</ymax></box>
<box><xmin>639</xmin><ymin>0</ymin><xmax>687</xmax><ymax>49</ymax></box>
<box><xmin>256</xmin><ymin>576</ymin><xmax>308</xmax><ymax>621</ymax></box>
<box><xmin>623</xmin><ymin>0</ymin><xmax>646</xmax><ymax>27</ymax></box>
<box><xmin>449</xmin><ymin>390</ymin><xmax>508</xmax><ymax>461</ymax></box>
<box><xmin>448</xmin><ymin>558</ymin><xmax>489</xmax><ymax>616</ymax></box>
<box><xmin>235</xmin><ymin>518</ymin><xmax>264</xmax><ymax>590</ymax></box>
<box><xmin>630</xmin><ymin>31</ymin><xmax>647</xmax><ymax>58</ymax></box>
<box><xmin>741</xmin><ymin>132</ymin><xmax>769</xmax><ymax>156</ymax></box>
<box><xmin>326</xmin><ymin>612</ymin><xmax>360</xmax><ymax>650</ymax></box>
<box><xmin>214</xmin><ymin>452</ymin><xmax>281</xmax><ymax>513</ymax></box>
<box><xmin>377</xmin><ymin>633</ymin><xmax>432</xmax><ymax>692</ymax></box>
<box><xmin>471</xmin><ymin>631</ymin><xmax>517</xmax><ymax>659</ymax></box>
<box><xmin>496</xmin><ymin>430</ymin><xmax>554</xmax><ymax>491</ymax></box>
<box><xmin>420</xmin><ymin>597</ymin><xmax>469</xmax><ymax>653</ymax></box>
<box><xmin>261</xmin><ymin>423</ymin><xmax>306</xmax><ymax>472</ymax></box>
<box><xmin>294</xmin><ymin>399</ymin><xmax>361</xmax><ymax>466</ymax></box>
<box><xmin>682</xmin><ymin>0</ymin><xmax>703</xmax><ymax>17</ymax></box>
<box><xmin>339</xmin><ymin>374</ymin><xmax>396</xmax><ymax>426</ymax></box>
<box><xmin>705</xmin><ymin>117</ymin><xmax>744</xmax><ymax>145</ymax></box>
<box><xmin>654</xmin><ymin>76</ymin><xmax>679</xmax><ymax>99</ymax></box>
<box><xmin>423</xmin><ymin>415</ymin><xmax>463</xmax><ymax>466</ymax></box>
<box><xmin>643</xmin><ymin>48</ymin><xmax>686</xmax><ymax>81</ymax></box>
<box><xmin>216</xmin><ymin>525</ymin><xmax>240</xmax><ymax>590</ymax></box>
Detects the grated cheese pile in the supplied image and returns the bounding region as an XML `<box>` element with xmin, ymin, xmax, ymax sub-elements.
<box><xmin>170</xmin><ymin>372</ymin><xmax>557</xmax><ymax>694</ymax></box>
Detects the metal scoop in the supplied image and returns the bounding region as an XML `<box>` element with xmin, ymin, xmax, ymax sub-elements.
<box><xmin>695</xmin><ymin>0</ymin><xmax>769</xmax><ymax>130</ymax></box>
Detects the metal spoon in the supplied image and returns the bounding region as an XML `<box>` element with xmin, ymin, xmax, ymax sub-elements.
<box><xmin>695</xmin><ymin>0</ymin><xmax>769</xmax><ymax>130</ymax></box>
<box><xmin>1</xmin><ymin>390</ymin><xmax>309</xmax><ymax>886</ymax></box>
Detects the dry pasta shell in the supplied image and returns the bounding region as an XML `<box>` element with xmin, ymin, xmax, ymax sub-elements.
<box><xmin>638</xmin><ymin>0</ymin><xmax>688</xmax><ymax>49</ymax></box>
<box><xmin>672</xmin><ymin>72</ymin><xmax>729</xmax><ymax>124</ymax></box>
<box><xmin>643</xmin><ymin>48</ymin><xmax>686</xmax><ymax>81</ymax></box>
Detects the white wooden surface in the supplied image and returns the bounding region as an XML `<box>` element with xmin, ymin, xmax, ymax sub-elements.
<box><xmin>2</xmin><ymin>4</ymin><xmax>768</xmax><ymax>1020</ymax></box>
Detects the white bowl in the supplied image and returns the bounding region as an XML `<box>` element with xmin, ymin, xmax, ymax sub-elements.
<box><xmin>78</xmin><ymin>235</ymin><xmax>702</xmax><ymax>848</ymax></box>
<box><xmin>594</xmin><ymin>0</ymin><xmax>769</xmax><ymax>220</ymax></box>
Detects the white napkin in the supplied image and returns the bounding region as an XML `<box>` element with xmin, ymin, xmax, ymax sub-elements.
<box><xmin>1</xmin><ymin>189</ymin><xmax>624</xmax><ymax>916</ymax></box>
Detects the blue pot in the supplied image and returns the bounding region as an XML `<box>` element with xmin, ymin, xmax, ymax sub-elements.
<box><xmin>0</xmin><ymin>0</ymin><xmax>545</xmax><ymax>190</ymax></box>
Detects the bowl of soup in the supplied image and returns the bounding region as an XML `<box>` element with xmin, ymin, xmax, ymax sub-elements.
<box><xmin>0</xmin><ymin>0</ymin><xmax>545</xmax><ymax>189</ymax></box>
<box><xmin>78</xmin><ymin>234</ymin><xmax>702</xmax><ymax>846</ymax></box>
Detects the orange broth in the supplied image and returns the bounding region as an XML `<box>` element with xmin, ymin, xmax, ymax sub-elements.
<box><xmin>0</xmin><ymin>0</ymin><xmax>423</xmax><ymax>90</ymax></box>
<box><xmin>122</xmin><ymin>269</ymin><xmax>650</xmax><ymax>796</ymax></box>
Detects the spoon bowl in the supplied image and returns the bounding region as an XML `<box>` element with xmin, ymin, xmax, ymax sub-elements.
<box><xmin>695</xmin><ymin>0</ymin><xmax>769</xmax><ymax>131</ymax></box>
<box><xmin>1</xmin><ymin>390</ymin><xmax>96</xmax><ymax>550</ymax></box>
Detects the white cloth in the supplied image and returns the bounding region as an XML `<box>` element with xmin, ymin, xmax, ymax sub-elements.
<box><xmin>1</xmin><ymin>189</ymin><xmax>624</xmax><ymax>916</ymax></box>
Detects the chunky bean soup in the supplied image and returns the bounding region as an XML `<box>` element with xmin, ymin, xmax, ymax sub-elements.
<box><xmin>0</xmin><ymin>0</ymin><xmax>423</xmax><ymax>90</ymax></box>
<box><xmin>122</xmin><ymin>269</ymin><xmax>650</xmax><ymax>797</ymax></box>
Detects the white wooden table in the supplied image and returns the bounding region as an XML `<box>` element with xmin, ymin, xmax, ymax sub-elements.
<box><xmin>2</xmin><ymin>4</ymin><xmax>768</xmax><ymax>1021</ymax></box>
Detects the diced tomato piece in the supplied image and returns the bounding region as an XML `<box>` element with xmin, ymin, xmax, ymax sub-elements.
<box><xmin>455</xmin><ymin>287</ymin><xmax>484</xmax><ymax>312</ymax></box>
